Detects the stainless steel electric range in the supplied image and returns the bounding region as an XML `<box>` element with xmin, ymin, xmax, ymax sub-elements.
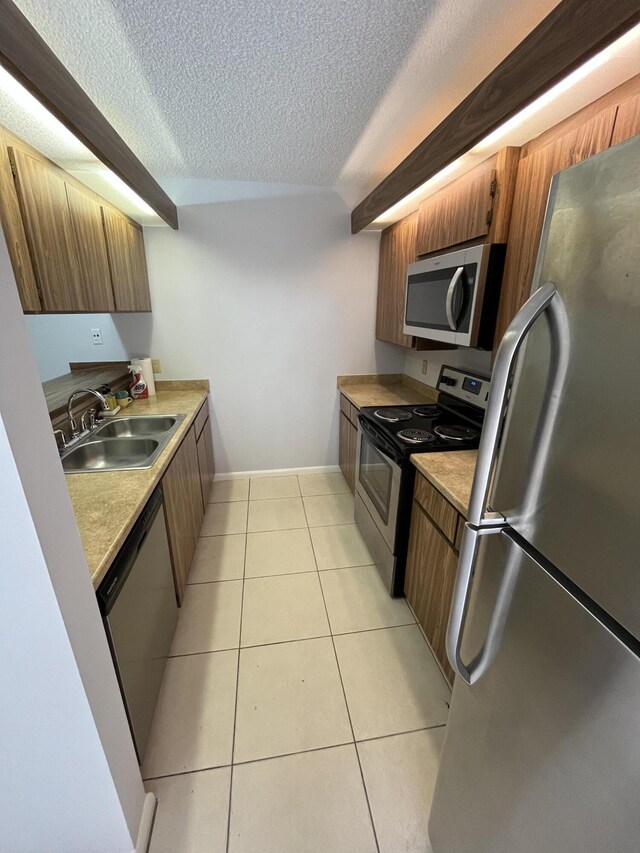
<box><xmin>354</xmin><ymin>365</ymin><xmax>490</xmax><ymax>596</ymax></box>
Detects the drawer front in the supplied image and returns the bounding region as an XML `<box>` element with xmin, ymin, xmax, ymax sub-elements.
<box><xmin>194</xmin><ymin>400</ymin><xmax>209</xmax><ymax>439</ymax></box>
<box><xmin>414</xmin><ymin>473</ymin><xmax>458</xmax><ymax>543</ymax></box>
<box><xmin>340</xmin><ymin>393</ymin><xmax>351</xmax><ymax>419</ymax></box>
<box><xmin>350</xmin><ymin>402</ymin><xmax>359</xmax><ymax>425</ymax></box>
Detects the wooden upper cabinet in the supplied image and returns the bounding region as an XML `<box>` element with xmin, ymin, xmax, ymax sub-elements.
<box><xmin>9</xmin><ymin>146</ymin><xmax>87</xmax><ymax>311</ymax></box>
<box><xmin>102</xmin><ymin>207</ymin><xmax>151</xmax><ymax>311</ymax></box>
<box><xmin>610</xmin><ymin>91</ymin><xmax>640</xmax><ymax>146</ymax></box>
<box><xmin>416</xmin><ymin>147</ymin><xmax>520</xmax><ymax>257</ymax></box>
<box><xmin>0</xmin><ymin>130</ymin><xmax>40</xmax><ymax>311</ymax></box>
<box><xmin>376</xmin><ymin>212</ymin><xmax>417</xmax><ymax>348</ymax></box>
<box><xmin>65</xmin><ymin>183</ymin><xmax>115</xmax><ymax>311</ymax></box>
<box><xmin>493</xmin><ymin>107</ymin><xmax>617</xmax><ymax>354</ymax></box>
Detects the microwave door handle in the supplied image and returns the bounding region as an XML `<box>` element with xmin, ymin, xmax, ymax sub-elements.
<box><xmin>445</xmin><ymin>266</ymin><xmax>464</xmax><ymax>330</ymax></box>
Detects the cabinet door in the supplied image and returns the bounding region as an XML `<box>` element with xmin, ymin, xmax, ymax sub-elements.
<box><xmin>376</xmin><ymin>213</ymin><xmax>416</xmax><ymax>348</ymax></box>
<box><xmin>347</xmin><ymin>417</ymin><xmax>357</xmax><ymax>493</ymax></box>
<box><xmin>405</xmin><ymin>500</ymin><xmax>458</xmax><ymax>684</ymax></box>
<box><xmin>65</xmin><ymin>182</ymin><xmax>115</xmax><ymax>311</ymax></box>
<box><xmin>102</xmin><ymin>206</ymin><xmax>152</xmax><ymax>311</ymax></box>
<box><xmin>339</xmin><ymin>411</ymin><xmax>353</xmax><ymax>492</ymax></box>
<box><xmin>493</xmin><ymin>107</ymin><xmax>616</xmax><ymax>353</ymax></box>
<box><xmin>610</xmin><ymin>91</ymin><xmax>640</xmax><ymax>145</ymax></box>
<box><xmin>162</xmin><ymin>425</ymin><xmax>204</xmax><ymax>604</ymax></box>
<box><xmin>196</xmin><ymin>418</ymin><xmax>215</xmax><ymax>509</ymax></box>
<box><xmin>0</xmin><ymin>131</ymin><xmax>40</xmax><ymax>311</ymax></box>
<box><xmin>9</xmin><ymin>146</ymin><xmax>85</xmax><ymax>311</ymax></box>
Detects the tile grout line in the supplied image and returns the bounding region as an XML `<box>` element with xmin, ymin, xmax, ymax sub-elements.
<box><xmin>224</xmin><ymin>500</ymin><xmax>248</xmax><ymax>853</ymax></box>
<box><xmin>304</xmin><ymin>495</ymin><xmax>381</xmax><ymax>853</ymax></box>
<box><xmin>143</xmin><ymin>724</ymin><xmax>447</xmax><ymax>784</ymax></box>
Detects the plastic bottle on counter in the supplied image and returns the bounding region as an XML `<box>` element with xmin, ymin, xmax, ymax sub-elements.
<box><xmin>128</xmin><ymin>363</ymin><xmax>149</xmax><ymax>399</ymax></box>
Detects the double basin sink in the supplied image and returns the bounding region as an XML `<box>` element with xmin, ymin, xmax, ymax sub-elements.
<box><xmin>61</xmin><ymin>414</ymin><xmax>186</xmax><ymax>473</ymax></box>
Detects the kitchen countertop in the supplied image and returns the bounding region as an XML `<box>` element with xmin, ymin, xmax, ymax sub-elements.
<box><xmin>337</xmin><ymin>374</ymin><xmax>438</xmax><ymax>409</ymax></box>
<box><xmin>65</xmin><ymin>388</ymin><xmax>208</xmax><ymax>590</ymax></box>
<box><xmin>411</xmin><ymin>450</ymin><xmax>478</xmax><ymax>517</ymax></box>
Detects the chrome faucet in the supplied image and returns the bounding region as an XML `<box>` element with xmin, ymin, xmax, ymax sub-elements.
<box><xmin>67</xmin><ymin>388</ymin><xmax>110</xmax><ymax>438</ymax></box>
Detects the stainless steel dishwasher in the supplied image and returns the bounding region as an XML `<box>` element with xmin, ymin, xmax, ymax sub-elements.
<box><xmin>97</xmin><ymin>487</ymin><xmax>177</xmax><ymax>762</ymax></box>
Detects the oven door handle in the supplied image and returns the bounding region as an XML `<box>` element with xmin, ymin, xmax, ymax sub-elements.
<box><xmin>445</xmin><ymin>266</ymin><xmax>464</xmax><ymax>331</ymax></box>
<box><xmin>357</xmin><ymin>416</ymin><xmax>403</xmax><ymax>465</ymax></box>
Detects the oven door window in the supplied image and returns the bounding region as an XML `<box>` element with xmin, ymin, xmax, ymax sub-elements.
<box><xmin>359</xmin><ymin>435</ymin><xmax>393</xmax><ymax>525</ymax></box>
<box><xmin>405</xmin><ymin>264</ymin><xmax>475</xmax><ymax>330</ymax></box>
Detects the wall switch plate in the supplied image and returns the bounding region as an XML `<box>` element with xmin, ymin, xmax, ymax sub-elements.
<box><xmin>421</xmin><ymin>359</ymin><xmax>428</xmax><ymax>375</ymax></box>
<box><xmin>90</xmin><ymin>328</ymin><xmax>103</xmax><ymax>345</ymax></box>
<box><xmin>151</xmin><ymin>359</ymin><xmax>161</xmax><ymax>374</ymax></box>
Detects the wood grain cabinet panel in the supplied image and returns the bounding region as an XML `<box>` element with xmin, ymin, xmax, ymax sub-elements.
<box><xmin>493</xmin><ymin>107</ymin><xmax>617</xmax><ymax>354</ymax></box>
<box><xmin>339</xmin><ymin>410</ymin><xmax>357</xmax><ymax>493</ymax></box>
<box><xmin>414</xmin><ymin>473</ymin><xmax>458</xmax><ymax>543</ymax></box>
<box><xmin>196</xmin><ymin>417</ymin><xmax>215</xmax><ymax>510</ymax></box>
<box><xmin>405</xmin><ymin>500</ymin><xmax>458</xmax><ymax>685</ymax></box>
<box><xmin>610</xmin><ymin>92</ymin><xmax>640</xmax><ymax>145</ymax></box>
<box><xmin>65</xmin><ymin>182</ymin><xmax>115</xmax><ymax>311</ymax></box>
<box><xmin>0</xmin><ymin>130</ymin><xmax>40</xmax><ymax>311</ymax></box>
<box><xmin>416</xmin><ymin>147</ymin><xmax>520</xmax><ymax>257</ymax></box>
<box><xmin>102</xmin><ymin>206</ymin><xmax>152</xmax><ymax>311</ymax></box>
<box><xmin>376</xmin><ymin>212</ymin><xmax>417</xmax><ymax>348</ymax></box>
<box><xmin>9</xmin><ymin>146</ymin><xmax>86</xmax><ymax>311</ymax></box>
<box><xmin>162</xmin><ymin>425</ymin><xmax>204</xmax><ymax>604</ymax></box>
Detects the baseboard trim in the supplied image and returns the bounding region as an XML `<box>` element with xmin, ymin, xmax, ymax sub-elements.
<box><xmin>134</xmin><ymin>792</ymin><xmax>157</xmax><ymax>853</ymax></box>
<box><xmin>215</xmin><ymin>464</ymin><xmax>341</xmax><ymax>480</ymax></box>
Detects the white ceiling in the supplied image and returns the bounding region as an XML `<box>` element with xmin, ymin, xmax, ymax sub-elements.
<box><xmin>5</xmin><ymin>0</ymin><xmax>586</xmax><ymax>212</ymax></box>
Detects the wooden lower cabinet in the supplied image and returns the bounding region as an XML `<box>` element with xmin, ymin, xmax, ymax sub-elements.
<box><xmin>339</xmin><ymin>408</ymin><xmax>357</xmax><ymax>493</ymax></box>
<box><xmin>162</xmin><ymin>424</ymin><xmax>204</xmax><ymax>604</ymax></box>
<box><xmin>405</xmin><ymin>498</ymin><xmax>459</xmax><ymax>685</ymax></box>
<box><xmin>196</xmin><ymin>416</ymin><xmax>215</xmax><ymax>509</ymax></box>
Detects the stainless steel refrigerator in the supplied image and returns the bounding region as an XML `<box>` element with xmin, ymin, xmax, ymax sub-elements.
<box><xmin>428</xmin><ymin>135</ymin><xmax>640</xmax><ymax>853</ymax></box>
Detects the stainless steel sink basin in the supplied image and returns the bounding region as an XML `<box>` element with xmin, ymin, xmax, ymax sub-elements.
<box><xmin>95</xmin><ymin>416</ymin><xmax>178</xmax><ymax>439</ymax></box>
<box><xmin>62</xmin><ymin>438</ymin><xmax>159</xmax><ymax>472</ymax></box>
<box><xmin>61</xmin><ymin>413</ymin><xmax>186</xmax><ymax>473</ymax></box>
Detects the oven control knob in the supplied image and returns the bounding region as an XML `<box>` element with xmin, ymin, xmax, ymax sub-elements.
<box><xmin>441</xmin><ymin>377</ymin><xmax>456</xmax><ymax>386</ymax></box>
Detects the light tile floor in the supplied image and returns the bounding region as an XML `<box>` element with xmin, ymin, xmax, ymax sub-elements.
<box><xmin>144</xmin><ymin>473</ymin><xmax>451</xmax><ymax>853</ymax></box>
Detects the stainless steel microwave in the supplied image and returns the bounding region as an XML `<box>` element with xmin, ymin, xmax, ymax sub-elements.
<box><xmin>403</xmin><ymin>243</ymin><xmax>505</xmax><ymax>348</ymax></box>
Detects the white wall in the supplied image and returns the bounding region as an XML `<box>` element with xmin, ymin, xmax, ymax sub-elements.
<box><xmin>125</xmin><ymin>189</ymin><xmax>404</xmax><ymax>473</ymax></box>
<box><xmin>404</xmin><ymin>346</ymin><xmax>492</xmax><ymax>388</ymax></box>
<box><xmin>0</xmin><ymin>235</ymin><xmax>146</xmax><ymax>850</ymax></box>
<box><xmin>25</xmin><ymin>313</ymin><xmax>131</xmax><ymax>381</ymax></box>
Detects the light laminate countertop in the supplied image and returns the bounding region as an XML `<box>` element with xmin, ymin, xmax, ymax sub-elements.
<box><xmin>411</xmin><ymin>450</ymin><xmax>478</xmax><ymax>517</ymax></box>
<box><xmin>337</xmin><ymin>374</ymin><xmax>437</xmax><ymax>409</ymax></box>
<box><xmin>65</xmin><ymin>388</ymin><xmax>208</xmax><ymax>590</ymax></box>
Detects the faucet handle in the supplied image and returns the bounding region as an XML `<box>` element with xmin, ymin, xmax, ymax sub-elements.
<box><xmin>81</xmin><ymin>409</ymin><xmax>97</xmax><ymax>431</ymax></box>
<box><xmin>53</xmin><ymin>429</ymin><xmax>68</xmax><ymax>452</ymax></box>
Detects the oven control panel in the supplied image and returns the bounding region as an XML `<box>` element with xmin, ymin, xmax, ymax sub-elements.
<box><xmin>437</xmin><ymin>366</ymin><xmax>491</xmax><ymax>409</ymax></box>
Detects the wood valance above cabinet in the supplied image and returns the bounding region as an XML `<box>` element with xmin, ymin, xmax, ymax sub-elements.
<box><xmin>0</xmin><ymin>125</ymin><xmax>152</xmax><ymax>314</ymax></box>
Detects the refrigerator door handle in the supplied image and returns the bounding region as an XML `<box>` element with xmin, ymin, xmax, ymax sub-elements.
<box><xmin>447</xmin><ymin>525</ymin><xmax>521</xmax><ymax>685</ymax></box>
<box><xmin>467</xmin><ymin>281</ymin><xmax>561</xmax><ymax>528</ymax></box>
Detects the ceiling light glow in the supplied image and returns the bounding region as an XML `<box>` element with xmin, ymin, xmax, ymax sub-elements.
<box><xmin>371</xmin><ymin>23</ymin><xmax>640</xmax><ymax>228</ymax></box>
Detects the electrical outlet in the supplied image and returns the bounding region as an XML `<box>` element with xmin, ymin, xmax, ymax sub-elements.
<box><xmin>151</xmin><ymin>359</ymin><xmax>161</xmax><ymax>374</ymax></box>
<box><xmin>90</xmin><ymin>328</ymin><xmax>103</xmax><ymax>346</ymax></box>
<box><xmin>421</xmin><ymin>359</ymin><xmax>428</xmax><ymax>375</ymax></box>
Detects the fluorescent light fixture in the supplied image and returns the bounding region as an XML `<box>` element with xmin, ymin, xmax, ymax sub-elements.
<box><xmin>371</xmin><ymin>23</ymin><xmax>640</xmax><ymax>228</ymax></box>
<box><xmin>0</xmin><ymin>65</ymin><xmax>159</xmax><ymax>219</ymax></box>
<box><xmin>98</xmin><ymin>168</ymin><xmax>156</xmax><ymax>215</ymax></box>
<box><xmin>0</xmin><ymin>65</ymin><xmax>84</xmax><ymax>150</ymax></box>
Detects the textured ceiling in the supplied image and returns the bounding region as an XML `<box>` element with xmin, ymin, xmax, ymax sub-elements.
<box><xmin>9</xmin><ymin>0</ymin><xmax>561</xmax><ymax>205</ymax></box>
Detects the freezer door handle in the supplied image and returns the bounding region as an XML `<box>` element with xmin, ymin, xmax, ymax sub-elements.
<box><xmin>467</xmin><ymin>281</ymin><xmax>564</xmax><ymax>527</ymax></box>
<box><xmin>447</xmin><ymin>525</ymin><xmax>520</xmax><ymax>685</ymax></box>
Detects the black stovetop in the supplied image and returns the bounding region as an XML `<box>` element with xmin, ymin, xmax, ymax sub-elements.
<box><xmin>358</xmin><ymin>399</ymin><xmax>482</xmax><ymax>461</ymax></box>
